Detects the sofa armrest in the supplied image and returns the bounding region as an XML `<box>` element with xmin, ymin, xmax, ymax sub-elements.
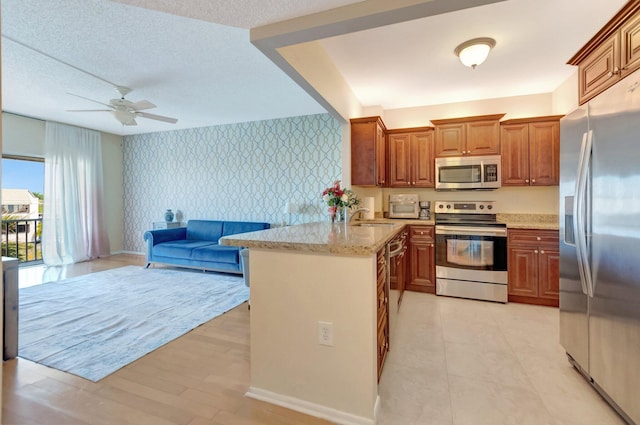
<box><xmin>144</xmin><ymin>227</ymin><xmax>187</xmax><ymax>246</ymax></box>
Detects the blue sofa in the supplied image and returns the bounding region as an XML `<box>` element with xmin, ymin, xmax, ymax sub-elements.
<box><xmin>143</xmin><ymin>219</ymin><xmax>270</xmax><ymax>274</ymax></box>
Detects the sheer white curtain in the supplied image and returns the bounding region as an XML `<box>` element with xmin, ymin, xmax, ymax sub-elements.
<box><xmin>42</xmin><ymin>122</ymin><xmax>110</xmax><ymax>266</ymax></box>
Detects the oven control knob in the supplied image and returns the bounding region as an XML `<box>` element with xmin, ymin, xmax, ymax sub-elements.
<box><xmin>487</xmin><ymin>205</ymin><xmax>493</xmax><ymax>210</ymax></box>
<box><xmin>438</xmin><ymin>204</ymin><xmax>444</xmax><ymax>209</ymax></box>
<box><xmin>479</xmin><ymin>205</ymin><xmax>485</xmax><ymax>210</ymax></box>
<box><xmin>446</xmin><ymin>204</ymin><xmax>451</xmax><ymax>209</ymax></box>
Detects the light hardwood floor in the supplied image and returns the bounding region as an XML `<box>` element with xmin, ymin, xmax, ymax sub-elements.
<box><xmin>3</xmin><ymin>255</ymin><xmax>333</xmax><ymax>425</ymax></box>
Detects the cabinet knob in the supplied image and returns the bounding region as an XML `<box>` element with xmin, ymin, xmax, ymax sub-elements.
<box><xmin>534</xmin><ymin>250</ymin><xmax>539</xmax><ymax>254</ymax></box>
<box><xmin>540</xmin><ymin>250</ymin><xmax>545</xmax><ymax>255</ymax></box>
<box><xmin>536</xmin><ymin>236</ymin><xmax>541</xmax><ymax>241</ymax></box>
<box><xmin>430</xmin><ymin>243</ymin><xmax>434</xmax><ymax>247</ymax></box>
<box><xmin>531</xmin><ymin>179</ymin><xmax>536</xmax><ymax>183</ymax></box>
<box><xmin>525</xmin><ymin>179</ymin><xmax>530</xmax><ymax>183</ymax></box>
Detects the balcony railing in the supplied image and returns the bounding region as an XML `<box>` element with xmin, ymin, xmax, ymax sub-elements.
<box><xmin>1</xmin><ymin>218</ymin><xmax>43</xmax><ymax>265</ymax></box>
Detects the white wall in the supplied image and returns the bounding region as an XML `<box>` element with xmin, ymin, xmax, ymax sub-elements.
<box><xmin>1</xmin><ymin>113</ymin><xmax>125</xmax><ymax>253</ymax></box>
<box><xmin>382</xmin><ymin>93</ymin><xmax>554</xmax><ymax>130</ymax></box>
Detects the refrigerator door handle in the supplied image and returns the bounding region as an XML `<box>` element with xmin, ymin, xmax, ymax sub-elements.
<box><xmin>574</xmin><ymin>130</ymin><xmax>594</xmax><ymax>298</ymax></box>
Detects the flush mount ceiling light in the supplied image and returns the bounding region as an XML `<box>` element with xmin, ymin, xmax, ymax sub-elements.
<box><xmin>454</xmin><ymin>37</ymin><xmax>496</xmax><ymax>69</ymax></box>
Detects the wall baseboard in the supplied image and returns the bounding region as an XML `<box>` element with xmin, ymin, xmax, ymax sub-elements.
<box><xmin>245</xmin><ymin>386</ymin><xmax>377</xmax><ymax>425</ymax></box>
<box><xmin>115</xmin><ymin>251</ymin><xmax>145</xmax><ymax>256</ymax></box>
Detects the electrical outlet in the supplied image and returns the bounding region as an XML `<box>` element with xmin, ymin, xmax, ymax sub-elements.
<box><xmin>318</xmin><ymin>321</ymin><xmax>334</xmax><ymax>346</ymax></box>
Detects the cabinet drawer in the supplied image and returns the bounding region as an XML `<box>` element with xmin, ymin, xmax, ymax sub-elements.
<box><xmin>409</xmin><ymin>225</ymin><xmax>434</xmax><ymax>241</ymax></box>
<box><xmin>508</xmin><ymin>229</ymin><xmax>559</xmax><ymax>246</ymax></box>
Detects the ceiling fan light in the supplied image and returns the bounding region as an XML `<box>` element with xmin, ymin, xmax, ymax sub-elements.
<box><xmin>454</xmin><ymin>37</ymin><xmax>496</xmax><ymax>69</ymax></box>
<box><xmin>114</xmin><ymin>110</ymin><xmax>136</xmax><ymax>125</ymax></box>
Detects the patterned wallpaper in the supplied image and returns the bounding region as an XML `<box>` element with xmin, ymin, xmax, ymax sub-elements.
<box><xmin>123</xmin><ymin>113</ymin><xmax>342</xmax><ymax>253</ymax></box>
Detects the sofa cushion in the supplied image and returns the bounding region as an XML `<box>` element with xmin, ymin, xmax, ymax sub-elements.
<box><xmin>187</xmin><ymin>220</ymin><xmax>224</xmax><ymax>241</ymax></box>
<box><xmin>154</xmin><ymin>240</ymin><xmax>217</xmax><ymax>259</ymax></box>
<box><xmin>222</xmin><ymin>221</ymin><xmax>270</xmax><ymax>237</ymax></box>
<box><xmin>191</xmin><ymin>245</ymin><xmax>239</xmax><ymax>264</ymax></box>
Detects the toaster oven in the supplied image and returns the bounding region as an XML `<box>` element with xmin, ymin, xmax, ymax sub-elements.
<box><xmin>389</xmin><ymin>194</ymin><xmax>420</xmax><ymax>219</ymax></box>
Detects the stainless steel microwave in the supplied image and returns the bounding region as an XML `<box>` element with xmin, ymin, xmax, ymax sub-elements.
<box><xmin>435</xmin><ymin>155</ymin><xmax>501</xmax><ymax>190</ymax></box>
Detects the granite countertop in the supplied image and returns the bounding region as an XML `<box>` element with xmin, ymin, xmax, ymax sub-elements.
<box><xmin>220</xmin><ymin>221</ymin><xmax>406</xmax><ymax>256</ymax></box>
<box><xmin>220</xmin><ymin>215</ymin><xmax>557</xmax><ymax>256</ymax></box>
<box><xmin>497</xmin><ymin>213</ymin><xmax>559</xmax><ymax>230</ymax></box>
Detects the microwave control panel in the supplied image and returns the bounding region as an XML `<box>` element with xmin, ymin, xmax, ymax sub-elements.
<box><xmin>484</xmin><ymin>164</ymin><xmax>499</xmax><ymax>182</ymax></box>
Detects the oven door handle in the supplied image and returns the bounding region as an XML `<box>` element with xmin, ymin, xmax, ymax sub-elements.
<box><xmin>436</xmin><ymin>225</ymin><xmax>507</xmax><ymax>237</ymax></box>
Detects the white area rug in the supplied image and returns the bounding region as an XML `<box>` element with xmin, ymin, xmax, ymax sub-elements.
<box><xmin>18</xmin><ymin>265</ymin><xmax>248</xmax><ymax>381</ymax></box>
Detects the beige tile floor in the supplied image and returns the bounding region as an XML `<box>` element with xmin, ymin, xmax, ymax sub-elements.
<box><xmin>378</xmin><ymin>292</ymin><xmax>627</xmax><ymax>425</ymax></box>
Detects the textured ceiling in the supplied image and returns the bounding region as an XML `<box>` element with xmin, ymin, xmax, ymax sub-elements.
<box><xmin>1</xmin><ymin>0</ymin><xmax>361</xmax><ymax>135</ymax></box>
<box><xmin>110</xmin><ymin>0</ymin><xmax>365</xmax><ymax>28</ymax></box>
<box><xmin>1</xmin><ymin>0</ymin><xmax>631</xmax><ymax>136</ymax></box>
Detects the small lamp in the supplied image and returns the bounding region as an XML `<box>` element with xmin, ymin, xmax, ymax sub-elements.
<box><xmin>454</xmin><ymin>37</ymin><xmax>496</xmax><ymax>69</ymax></box>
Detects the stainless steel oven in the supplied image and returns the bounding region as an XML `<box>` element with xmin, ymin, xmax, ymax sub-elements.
<box><xmin>434</xmin><ymin>201</ymin><xmax>508</xmax><ymax>303</ymax></box>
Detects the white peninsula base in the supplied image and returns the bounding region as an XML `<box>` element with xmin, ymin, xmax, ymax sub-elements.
<box><xmin>246</xmin><ymin>248</ymin><xmax>380</xmax><ymax>425</ymax></box>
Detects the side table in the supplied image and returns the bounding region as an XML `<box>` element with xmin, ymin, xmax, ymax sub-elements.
<box><xmin>152</xmin><ymin>221</ymin><xmax>185</xmax><ymax>229</ymax></box>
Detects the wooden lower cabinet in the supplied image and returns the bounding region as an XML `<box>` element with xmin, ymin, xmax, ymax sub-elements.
<box><xmin>376</xmin><ymin>247</ymin><xmax>388</xmax><ymax>381</ymax></box>
<box><xmin>407</xmin><ymin>225</ymin><xmax>435</xmax><ymax>294</ymax></box>
<box><xmin>508</xmin><ymin>229</ymin><xmax>559</xmax><ymax>307</ymax></box>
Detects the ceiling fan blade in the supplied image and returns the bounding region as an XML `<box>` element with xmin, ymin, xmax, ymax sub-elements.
<box><xmin>136</xmin><ymin>111</ymin><xmax>178</xmax><ymax>124</ymax></box>
<box><xmin>67</xmin><ymin>109</ymin><xmax>113</xmax><ymax>112</ymax></box>
<box><xmin>124</xmin><ymin>119</ymin><xmax>138</xmax><ymax>126</ymax></box>
<box><xmin>67</xmin><ymin>93</ymin><xmax>113</xmax><ymax>109</ymax></box>
<box><xmin>130</xmin><ymin>100</ymin><xmax>156</xmax><ymax>111</ymax></box>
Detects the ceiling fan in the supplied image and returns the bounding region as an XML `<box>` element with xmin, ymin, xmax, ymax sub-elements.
<box><xmin>68</xmin><ymin>86</ymin><xmax>178</xmax><ymax>126</ymax></box>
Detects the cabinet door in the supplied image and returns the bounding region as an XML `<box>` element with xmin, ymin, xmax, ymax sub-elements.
<box><xmin>407</xmin><ymin>242</ymin><xmax>435</xmax><ymax>293</ymax></box>
<box><xmin>435</xmin><ymin>123</ymin><xmax>465</xmax><ymax>157</ymax></box>
<box><xmin>508</xmin><ymin>246</ymin><xmax>539</xmax><ymax>297</ymax></box>
<box><xmin>538</xmin><ymin>246</ymin><xmax>560</xmax><ymax>301</ymax></box>
<box><xmin>529</xmin><ymin>121</ymin><xmax>560</xmax><ymax>185</ymax></box>
<box><xmin>411</xmin><ymin>131</ymin><xmax>435</xmax><ymax>187</ymax></box>
<box><xmin>351</xmin><ymin>121</ymin><xmax>377</xmax><ymax>186</ymax></box>
<box><xmin>376</xmin><ymin>123</ymin><xmax>387</xmax><ymax>186</ymax></box>
<box><xmin>500</xmin><ymin>123</ymin><xmax>530</xmax><ymax>186</ymax></box>
<box><xmin>620</xmin><ymin>10</ymin><xmax>640</xmax><ymax>78</ymax></box>
<box><xmin>388</xmin><ymin>133</ymin><xmax>412</xmax><ymax>187</ymax></box>
<box><xmin>466</xmin><ymin>120</ymin><xmax>500</xmax><ymax>156</ymax></box>
<box><xmin>578</xmin><ymin>33</ymin><xmax>620</xmax><ymax>104</ymax></box>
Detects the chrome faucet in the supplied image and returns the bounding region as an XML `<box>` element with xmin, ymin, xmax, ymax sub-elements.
<box><xmin>348</xmin><ymin>207</ymin><xmax>370</xmax><ymax>223</ymax></box>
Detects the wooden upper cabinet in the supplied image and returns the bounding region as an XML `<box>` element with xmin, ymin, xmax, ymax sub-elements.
<box><xmin>434</xmin><ymin>123</ymin><xmax>465</xmax><ymax>156</ymax></box>
<box><xmin>529</xmin><ymin>120</ymin><xmax>561</xmax><ymax>185</ymax></box>
<box><xmin>387</xmin><ymin>128</ymin><xmax>434</xmax><ymax>188</ymax></box>
<box><xmin>500</xmin><ymin>116</ymin><xmax>562</xmax><ymax>186</ymax></box>
<box><xmin>387</xmin><ymin>133</ymin><xmax>412</xmax><ymax>187</ymax></box>
<box><xmin>621</xmin><ymin>9</ymin><xmax>640</xmax><ymax>77</ymax></box>
<box><xmin>351</xmin><ymin>117</ymin><xmax>386</xmax><ymax>186</ymax></box>
<box><xmin>577</xmin><ymin>33</ymin><xmax>620</xmax><ymax>105</ymax></box>
<box><xmin>432</xmin><ymin>114</ymin><xmax>504</xmax><ymax>157</ymax></box>
<box><xmin>569</xmin><ymin>1</ymin><xmax>640</xmax><ymax>104</ymax></box>
<box><xmin>412</xmin><ymin>131</ymin><xmax>435</xmax><ymax>187</ymax></box>
<box><xmin>500</xmin><ymin>123</ymin><xmax>529</xmax><ymax>186</ymax></box>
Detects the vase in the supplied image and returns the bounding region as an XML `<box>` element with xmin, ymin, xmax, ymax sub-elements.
<box><xmin>329</xmin><ymin>206</ymin><xmax>338</xmax><ymax>223</ymax></box>
<box><xmin>164</xmin><ymin>209</ymin><xmax>174</xmax><ymax>223</ymax></box>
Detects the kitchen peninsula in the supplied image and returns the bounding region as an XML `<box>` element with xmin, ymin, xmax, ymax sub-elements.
<box><xmin>220</xmin><ymin>221</ymin><xmax>404</xmax><ymax>425</ymax></box>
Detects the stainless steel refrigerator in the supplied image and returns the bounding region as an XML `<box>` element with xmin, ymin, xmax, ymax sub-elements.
<box><xmin>560</xmin><ymin>69</ymin><xmax>640</xmax><ymax>425</ymax></box>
